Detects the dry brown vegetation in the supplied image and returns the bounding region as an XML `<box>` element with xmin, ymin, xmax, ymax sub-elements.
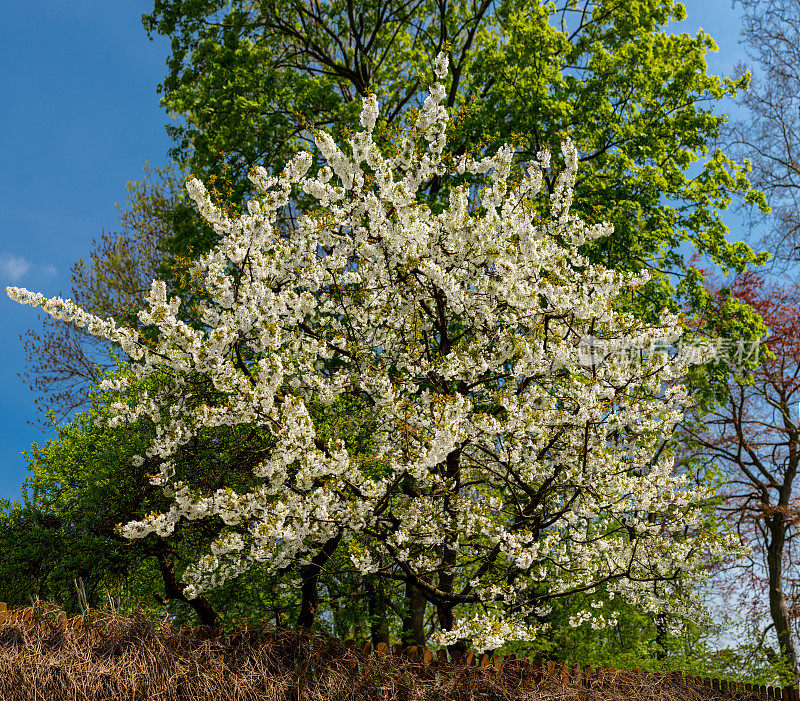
<box><xmin>0</xmin><ymin>599</ymin><xmax>789</xmax><ymax>700</ymax></box>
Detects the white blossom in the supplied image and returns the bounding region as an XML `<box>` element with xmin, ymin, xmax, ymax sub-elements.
<box><xmin>6</xmin><ymin>52</ymin><xmax>737</xmax><ymax>654</ymax></box>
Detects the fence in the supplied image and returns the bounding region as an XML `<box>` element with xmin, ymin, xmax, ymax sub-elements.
<box><xmin>0</xmin><ymin>600</ymin><xmax>797</xmax><ymax>700</ymax></box>
<box><xmin>337</xmin><ymin>641</ymin><xmax>800</xmax><ymax>701</ymax></box>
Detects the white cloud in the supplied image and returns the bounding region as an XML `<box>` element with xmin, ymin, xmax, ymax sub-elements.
<box><xmin>0</xmin><ymin>255</ymin><xmax>58</xmax><ymax>283</ymax></box>
<box><xmin>0</xmin><ymin>254</ymin><xmax>31</xmax><ymax>282</ymax></box>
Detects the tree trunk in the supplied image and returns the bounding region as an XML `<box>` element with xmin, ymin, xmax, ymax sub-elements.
<box><xmin>153</xmin><ymin>553</ymin><xmax>218</xmax><ymax>627</ymax></box>
<box><xmin>653</xmin><ymin>581</ymin><xmax>667</xmax><ymax>660</ymax></box>
<box><xmin>438</xmin><ymin>447</ymin><xmax>467</xmax><ymax>656</ymax></box>
<box><xmin>436</xmin><ymin>603</ymin><xmax>468</xmax><ymax>656</ymax></box>
<box><xmin>295</xmin><ymin>563</ymin><xmax>320</xmax><ymax>631</ymax></box>
<box><xmin>401</xmin><ymin>579</ymin><xmax>426</xmax><ymax>646</ymax></box>
<box><xmin>295</xmin><ymin>532</ymin><xmax>342</xmax><ymax>631</ymax></box>
<box><xmin>767</xmin><ymin>514</ymin><xmax>799</xmax><ymax>677</ymax></box>
<box><xmin>365</xmin><ymin>575</ymin><xmax>390</xmax><ymax>645</ymax></box>
<box><xmin>326</xmin><ymin>580</ymin><xmax>349</xmax><ymax>640</ymax></box>
<box><xmin>654</xmin><ymin>612</ymin><xmax>667</xmax><ymax>660</ymax></box>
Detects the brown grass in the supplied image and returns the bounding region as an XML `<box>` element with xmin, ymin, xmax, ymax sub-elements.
<box><xmin>0</xmin><ymin>601</ymin><xmax>770</xmax><ymax>700</ymax></box>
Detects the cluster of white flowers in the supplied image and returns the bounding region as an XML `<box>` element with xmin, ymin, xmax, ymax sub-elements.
<box><xmin>7</xmin><ymin>53</ymin><xmax>738</xmax><ymax>654</ymax></box>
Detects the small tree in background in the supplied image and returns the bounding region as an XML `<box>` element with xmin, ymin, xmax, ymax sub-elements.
<box><xmin>725</xmin><ymin>0</ymin><xmax>800</xmax><ymax>277</ymax></box>
<box><xmin>675</xmin><ymin>264</ymin><xmax>800</xmax><ymax>680</ymax></box>
<box><xmin>18</xmin><ymin>164</ymin><xmax>185</xmax><ymax>426</ymax></box>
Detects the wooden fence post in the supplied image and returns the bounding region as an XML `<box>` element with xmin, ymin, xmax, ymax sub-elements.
<box><xmin>343</xmin><ymin>640</ymin><xmax>358</xmax><ymax>672</ymax></box>
<box><xmin>533</xmin><ymin>659</ymin><xmax>543</xmax><ymax>687</ymax></box>
<box><xmin>436</xmin><ymin>646</ymin><xmax>448</xmax><ymax>682</ymax></box>
<box><xmin>562</xmin><ymin>661</ymin><xmax>569</xmax><ymax>685</ymax></box>
<box><xmin>420</xmin><ymin>647</ymin><xmax>435</xmax><ymax>682</ymax></box>
<box><xmin>587</xmin><ymin>666</ymin><xmax>599</xmax><ymax>689</ymax></box>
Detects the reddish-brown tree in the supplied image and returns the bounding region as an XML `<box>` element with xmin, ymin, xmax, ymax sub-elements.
<box><xmin>675</xmin><ymin>263</ymin><xmax>800</xmax><ymax>677</ymax></box>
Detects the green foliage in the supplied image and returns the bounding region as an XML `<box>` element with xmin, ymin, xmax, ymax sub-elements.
<box><xmin>0</xmin><ymin>360</ymin><xmax>277</xmax><ymax>624</ymax></box>
<box><xmin>0</xmin><ymin>417</ymin><xmax>162</xmax><ymax>617</ymax></box>
<box><xmin>0</xmin><ymin>356</ymin><xmax>404</xmax><ymax>636</ymax></box>
<box><xmin>492</xmin><ymin>592</ymin><xmax>794</xmax><ymax>686</ymax></box>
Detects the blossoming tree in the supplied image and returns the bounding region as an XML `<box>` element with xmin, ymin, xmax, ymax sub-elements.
<box><xmin>7</xmin><ymin>54</ymin><xmax>738</xmax><ymax>653</ymax></box>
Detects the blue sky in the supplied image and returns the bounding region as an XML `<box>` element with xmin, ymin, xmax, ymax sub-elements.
<box><xmin>1</xmin><ymin>2</ymin><xmax>173</xmax><ymax>503</ymax></box>
<box><xmin>0</xmin><ymin>0</ymin><xmax>786</xmax><ymax>506</ymax></box>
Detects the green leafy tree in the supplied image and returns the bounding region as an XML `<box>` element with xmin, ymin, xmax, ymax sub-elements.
<box><xmin>0</xmin><ymin>362</ymin><xmax>255</xmax><ymax>626</ymax></box>
<box><xmin>0</xmin><ymin>363</ymin><xmax>279</xmax><ymax>627</ymax></box>
<box><xmin>142</xmin><ymin>0</ymin><xmax>770</xmax><ymax>382</ymax></box>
